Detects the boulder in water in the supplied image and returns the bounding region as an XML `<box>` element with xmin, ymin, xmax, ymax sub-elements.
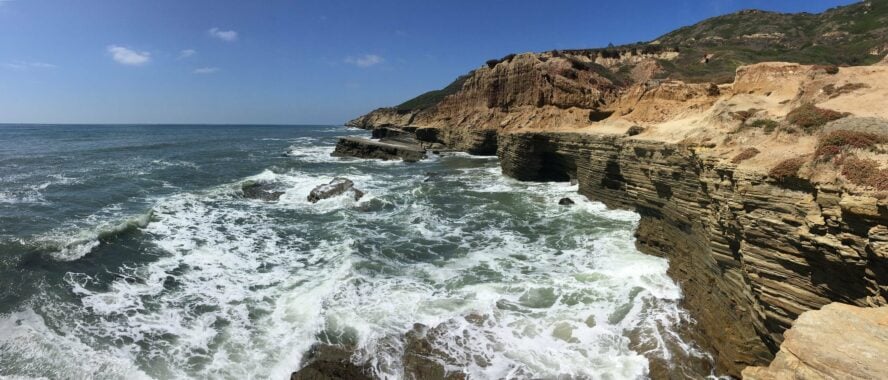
<box><xmin>403</xmin><ymin>323</ymin><xmax>469</xmax><ymax>380</ymax></box>
<box><xmin>558</xmin><ymin>197</ymin><xmax>575</xmax><ymax>206</ymax></box>
<box><xmin>241</xmin><ymin>181</ymin><xmax>285</xmax><ymax>202</ymax></box>
<box><xmin>290</xmin><ymin>344</ymin><xmax>373</xmax><ymax>380</ymax></box>
<box><xmin>308</xmin><ymin>178</ymin><xmax>364</xmax><ymax>203</ymax></box>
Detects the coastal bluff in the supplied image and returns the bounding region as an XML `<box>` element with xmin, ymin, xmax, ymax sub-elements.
<box><xmin>325</xmin><ymin>2</ymin><xmax>888</xmax><ymax>378</ymax></box>
<box><xmin>334</xmin><ymin>56</ymin><xmax>888</xmax><ymax>378</ymax></box>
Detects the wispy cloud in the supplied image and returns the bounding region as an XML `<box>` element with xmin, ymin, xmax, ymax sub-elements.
<box><xmin>344</xmin><ymin>54</ymin><xmax>384</xmax><ymax>68</ymax></box>
<box><xmin>107</xmin><ymin>45</ymin><xmax>150</xmax><ymax>66</ymax></box>
<box><xmin>193</xmin><ymin>67</ymin><xmax>220</xmax><ymax>74</ymax></box>
<box><xmin>178</xmin><ymin>49</ymin><xmax>197</xmax><ymax>59</ymax></box>
<box><xmin>2</xmin><ymin>61</ymin><xmax>56</xmax><ymax>70</ymax></box>
<box><xmin>208</xmin><ymin>27</ymin><xmax>238</xmax><ymax>42</ymax></box>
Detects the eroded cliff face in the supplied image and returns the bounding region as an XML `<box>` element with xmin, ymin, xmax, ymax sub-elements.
<box><xmin>340</xmin><ymin>52</ymin><xmax>888</xmax><ymax>378</ymax></box>
<box><xmin>347</xmin><ymin>52</ymin><xmax>630</xmax><ymax>152</ymax></box>
<box><xmin>742</xmin><ymin>303</ymin><xmax>888</xmax><ymax>380</ymax></box>
<box><xmin>497</xmin><ymin>131</ymin><xmax>888</xmax><ymax>376</ymax></box>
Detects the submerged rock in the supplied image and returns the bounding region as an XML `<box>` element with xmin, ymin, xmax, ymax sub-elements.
<box><xmin>558</xmin><ymin>197</ymin><xmax>575</xmax><ymax>205</ymax></box>
<box><xmin>331</xmin><ymin>137</ymin><xmax>426</xmax><ymax>162</ymax></box>
<box><xmin>241</xmin><ymin>181</ymin><xmax>285</xmax><ymax>201</ymax></box>
<box><xmin>403</xmin><ymin>323</ymin><xmax>467</xmax><ymax>380</ymax></box>
<box><xmin>291</xmin><ymin>316</ymin><xmax>492</xmax><ymax>380</ymax></box>
<box><xmin>308</xmin><ymin>178</ymin><xmax>364</xmax><ymax>203</ymax></box>
<box><xmin>290</xmin><ymin>344</ymin><xmax>374</xmax><ymax>380</ymax></box>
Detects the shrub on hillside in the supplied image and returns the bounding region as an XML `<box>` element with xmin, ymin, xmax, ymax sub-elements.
<box><xmin>786</xmin><ymin>104</ymin><xmax>848</xmax><ymax>132</ymax></box>
<box><xmin>822</xmin><ymin>82</ymin><xmax>868</xmax><ymax>98</ymax></box>
<box><xmin>731</xmin><ymin>147</ymin><xmax>760</xmax><ymax>163</ymax></box>
<box><xmin>842</xmin><ymin>156</ymin><xmax>888</xmax><ymax>191</ymax></box>
<box><xmin>626</xmin><ymin>125</ymin><xmax>645</xmax><ymax>136</ymax></box>
<box><xmin>769</xmin><ymin>157</ymin><xmax>807</xmax><ymax>179</ymax></box>
<box><xmin>815</xmin><ymin>129</ymin><xmax>886</xmax><ymax>159</ymax></box>
<box><xmin>748</xmin><ymin>119</ymin><xmax>779</xmax><ymax>133</ymax></box>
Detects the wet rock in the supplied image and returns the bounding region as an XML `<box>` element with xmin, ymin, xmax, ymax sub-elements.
<box><xmin>290</xmin><ymin>344</ymin><xmax>373</xmax><ymax>380</ymax></box>
<box><xmin>424</xmin><ymin>171</ymin><xmax>444</xmax><ymax>182</ymax></box>
<box><xmin>558</xmin><ymin>197</ymin><xmax>575</xmax><ymax>205</ymax></box>
<box><xmin>308</xmin><ymin>178</ymin><xmax>364</xmax><ymax>203</ymax></box>
<box><xmin>331</xmin><ymin>137</ymin><xmax>426</xmax><ymax>162</ymax></box>
<box><xmin>241</xmin><ymin>181</ymin><xmax>285</xmax><ymax>201</ymax></box>
<box><xmin>403</xmin><ymin>323</ymin><xmax>467</xmax><ymax>380</ymax></box>
<box><xmin>292</xmin><ymin>320</ymin><xmax>476</xmax><ymax>380</ymax></box>
<box><xmin>463</xmin><ymin>313</ymin><xmax>488</xmax><ymax>327</ymax></box>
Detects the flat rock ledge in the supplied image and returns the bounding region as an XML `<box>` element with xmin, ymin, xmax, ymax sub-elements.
<box><xmin>742</xmin><ymin>303</ymin><xmax>888</xmax><ymax>380</ymax></box>
<box><xmin>331</xmin><ymin>136</ymin><xmax>426</xmax><ymax>162</ymax></box>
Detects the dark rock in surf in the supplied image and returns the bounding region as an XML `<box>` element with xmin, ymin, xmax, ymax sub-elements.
<box><xmin>558</xmin><ymin>197</ymin><xmax>575</xmax><ymax>206</ymax></box>
<box><xmin>241</xmin><ymin>181</ymin><xmax>285</xmax><ymax>201</ymax></box>
<box><xmin>290</xmin><ymin>344</ymin><xmax>373</xmax><ymax>380</ymax></box>
<box><xmin>308</xmin><ymin>178</ymin><xmax>364</xmax><ymax>203</ymax></box>
<box><xmin>403</xmin><ymin>323</ymin><xmax>468</xmax><ymax>380</ymax></box>
<box><xmin>424</xmin><ymin>171</ymin><xmax>444</xmax><ymax>182</ymax></box>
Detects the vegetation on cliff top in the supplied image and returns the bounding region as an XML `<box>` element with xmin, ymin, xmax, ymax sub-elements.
<box><xmin>650</xmin><ymin>1</ymin><xmax>888</xmax><ymax>83</ymax></box>
<box><xmin>389</xmin><ymin>1</ymin><xmax>887</xmax><ymax>113</ymax></box>
<box><xmin>395</xmin><ymin>74</ymin><xmax>470</xmax><ymax>112</ymax></box>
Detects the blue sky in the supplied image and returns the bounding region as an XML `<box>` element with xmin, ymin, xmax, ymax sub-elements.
<box><xmin>0</xmin><ymin>0</ymin><xmax>858</xmax><ymax>124</ymax></box>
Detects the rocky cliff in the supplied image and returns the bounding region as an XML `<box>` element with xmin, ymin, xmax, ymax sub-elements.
<box><xmin>742</xmin><ymin>303</ymin><xmax>888</xmax><ymax>379</ymax></box>
<box><xmin>496</xmin><ymin>128</ymin><xmax>888</xmax><ymax>376</ymax></box>
<box><xmin>338</xmin><ymin>57</ymin><xmax>888</xmax><ymax>377</ymax></box>
<box><xmin>332</xmin><ymin>2</ymin><xmax>888</xmax><ymax>378</ymax></box>
<box><xmin>347</xmin><ymin>51</ymin><xmax>629</xmax><ymax>153</ymax></box>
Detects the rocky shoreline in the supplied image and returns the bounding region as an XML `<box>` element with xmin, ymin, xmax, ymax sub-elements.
<box><xmin>497</xmin><ymin>131</ymin><xmax>887</xmax><ymax>375</ymax></box>
<box><xmin>317</xmin><ymin>126</ymin><xmax>888</xmax><ymax>379</ymax></box>
<box><xmin>304</xmin><ymin>5</ymin><xmax>888</xmax><ymax>375</ymax></box>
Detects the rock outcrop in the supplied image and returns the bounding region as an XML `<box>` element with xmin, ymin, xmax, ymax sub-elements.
<box><xmin>291</xmin><ymin>316</ymin><xmax>490</xmax><ymax>380</ymax></box>
<box><xmin>332</xmin><ymin>4</ymin><xmax>888</xmax><ymax>374</ymax></box>
<box><xmin>291</xmin><ymin>344</ymin><xmax>374</xmax><ymax>380</ymax></box>
<box><xmin>497</xmin><ymin>131</ymin><xmax>888</xmax><ymax>376</ymax></box>
<box><xmin>345</xmin><ymin>52</ymin><xmax>627</xmax><ymax>153</ymax></box>
<box><xmin>241</xmin><ymin>181</ymin><xmax>284</xmax><ymax>202</ymax></box>
<box><xmin>331</xmin><ymin>137</ymin><xmax>427</xmax><ymax>162</ymax></box>
<box><xmin>742</xmin><ymin>303</ymin><xmax>888</xmax><ymax>380</ymax></box>
<box><xmin>307</xmin><ymin>178</ymin><xmax>364</xmax><ymax>203</ymax></box>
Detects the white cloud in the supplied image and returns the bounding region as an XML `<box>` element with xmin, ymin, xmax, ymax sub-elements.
<box><xmin>107</xmin><ymin>45</ymin><xmax>150</xmax><ymax>66</ymax></box>
<box><xmin>2</xmin><ymin>61</ymin><xmax>56</xmax><ymax>70</ymax></box>
<box><xmin>178</xmin><ymin>49</ymin><xmax>197</xmax><ymax>59</ymax></box>
<box><xmin>193</xmin><ymin>67</ymin><xmax>220</xmax><ymax>74</ymax></box>
<box><xmin>344</xmin><ymin>54</ymin><xmax>384</xmax><ymax>68</ymax></box>
<box><xmin>208</xmin><ymin>27</ymin><xmax>238</xmax><ymax>42</ymax></box>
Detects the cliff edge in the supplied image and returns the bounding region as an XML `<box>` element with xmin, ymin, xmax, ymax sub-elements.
<box><xmin>331</xmin><ymin>2</ymin><xmax>888</xmax><ymax>378</ymax></box>
<box><xmin>742</xmin><ymin>303</ymin><xmax>888</xmax><ymax>380</ymax></box>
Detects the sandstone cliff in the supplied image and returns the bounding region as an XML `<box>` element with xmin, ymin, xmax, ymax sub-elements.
<box><xmin>335</xmin><ymin>3</ymin><xmax>888</xmax><ymax>377</ymax></box>
<box><xmin>496</xmin><ymin>126</ymin><xmax>888</xmax><ymax>376</ymax></box>
<box><xmin>742</xmin><ymin>303</ymin><xmax>888</xmax><ymax>380</ymax></box>
<box><xmin>339</xmin><ymin>58</ymin><xmax>888</xmax><ymax>378</ymax></box>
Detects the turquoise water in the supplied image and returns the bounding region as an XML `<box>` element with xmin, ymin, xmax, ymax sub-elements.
<box><xmin>0</xmin><ymin>125</ymin><xmax>711</xmax><ymax>379</ymax></box>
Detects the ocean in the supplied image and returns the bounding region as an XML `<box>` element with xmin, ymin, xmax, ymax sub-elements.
<box><xmin>0</xmin><ymin>124</ymin><xmax>712</xmax><ymax>379</ymax></box>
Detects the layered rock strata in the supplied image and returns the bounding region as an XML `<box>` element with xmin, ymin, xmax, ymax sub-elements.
<box><xmin>497</xmin><ymin>131</ymin><xmax>888</xmax><ymax>376</ymax></box>
<box><xmin>742</xmin><ymin>302</ymin><xmax>888</xmax><ymax>380</ymax></box>
<box><xmin>331</xmin><ymin>137</ymin><xmax>427</xmax><ymax>162</ymax></box>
